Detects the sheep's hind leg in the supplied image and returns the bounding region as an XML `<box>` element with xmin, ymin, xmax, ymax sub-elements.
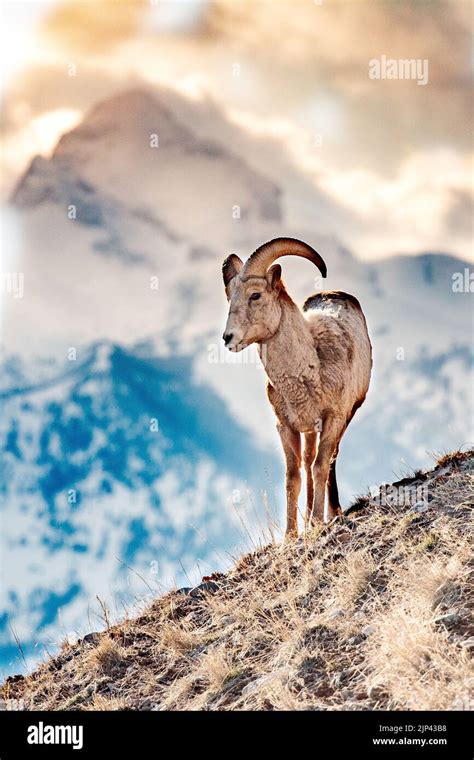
<box><xmin>327</xmin><ymin>447</ymin><xmax>343</xmax><ymax>520</ymax></box>
<box><xmin>277</xmin><ymin>424</ymin><xmax>302</xmax><ymax>537</ymax></box>
<box><xmin>327</xmin><ymin>403</ymin><xmax>363</xmax><ymax>520</ymax></box>
<box><xmin>311</xmin><ymin>417</ymin><xmax>345</xmax><ymax>524</ymax></box>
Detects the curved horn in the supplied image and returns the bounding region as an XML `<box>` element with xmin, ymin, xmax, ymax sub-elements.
<box><xmin>242</xmin><ymin>237</ymin><xmax>327</xmax><ymax>279</ymax></box>
<box><xmin>222</xmin><ymin>254</ymin><xmax>243</xmax><ymax>287</ymax></box>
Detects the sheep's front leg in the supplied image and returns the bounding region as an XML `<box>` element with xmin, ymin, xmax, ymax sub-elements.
<box><xmin>310</xmin><ymin>417</ymin><xmax>344</xmax><ymax>523</ymax></box>
<box><xmin>303</xmin><ymin>431</ymin><xmax>317</xmax><ymax>527</ymax></box>
<box><xmin>277</xmin><ymin>424</ymin><xmax>302</xmax><ymax>537</ymax></box>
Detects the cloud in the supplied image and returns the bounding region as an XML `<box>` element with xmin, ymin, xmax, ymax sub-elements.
<box><xmin>202</xmin><ymin>0</ymin><xmax>472</xmax><ymax>172</ymax></box>
<box><xmin>39</xmin><ymin>0</ymin><xmax>211</xmax><ymax>53</ymax></box>
<box><xmin>2</xmin><ymin>65</ymin><xmax>128</xmax><ymax>133</ymax></box>
<box><xmin>5</xmin><ymin>1</ymin><xmax>472</xmax><ymax>176</ymax></box>
<box><xmin>41</xmin><ymin>0</ymin><xmax>144</xmax><ymax>54</ymax></box>
<box><xmin>205</xmin><ymin>0</ymin><xmax>470</xmax><ymax>84</ymax></box>
<box><xmin>444</xmin><ymin>188</ymin><xmax>474</xmax><ymax>238</ymax></box>
<box><xmin>1</xmin><ymin>0</ymin><xmax>472</xmax><ymax>259</ymax></box>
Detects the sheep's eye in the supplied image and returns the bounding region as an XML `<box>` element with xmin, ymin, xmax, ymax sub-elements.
<box><xmin>250</xmin><ymin>292</ymin><xmax>261</xmax><ymax>302</ymax></box>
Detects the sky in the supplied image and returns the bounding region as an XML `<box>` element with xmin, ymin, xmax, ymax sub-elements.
<box><xmin>0</xmin><ymin>0</ymin><xmax>473</xmax><ymax>261</ymax></box>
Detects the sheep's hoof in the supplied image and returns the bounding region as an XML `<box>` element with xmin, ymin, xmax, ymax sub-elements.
<box><xmin>328</xmin><ymin>509</ymin><xmax>344</xmax><ymax>523</ymax></box>
<box><xmin>283</xmin><ymin>528</ymin><xmax>298</xmax><ymax>543</ymax></box>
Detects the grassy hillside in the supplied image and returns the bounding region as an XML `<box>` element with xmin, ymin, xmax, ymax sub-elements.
<box><xmin>2</xmin><ymin>450</ymin><xmax>473</xmax><ymax>711</ymax></box>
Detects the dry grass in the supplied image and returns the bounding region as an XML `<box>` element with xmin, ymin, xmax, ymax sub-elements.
<box><xmin>364</xmin><ymin>549</ymin><xmax>472</xmax><ymax>710</ymax></box>
<box><xmin>2</xmin><ymin>451</ymin><xmax>473</xmax><ymax>711</ymax></box>
<box><xmin>84</xmin><ymin>694</ymin><xmax>127</xmax><ymax>711</ymax></box>
<box><xmin>331</xmin><ymin>547</ymin><xmax>376</xmax><ymax>609</ymax></box>
<box><xmin>87</xmin><ymin>637</ymin><xmax>128</xmax><ymax>675</ymax></box>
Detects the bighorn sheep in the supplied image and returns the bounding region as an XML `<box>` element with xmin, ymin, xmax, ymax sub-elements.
<box><xmin>222</xmin><ymin>237</ymin><xmax>372</xmax><ymax>536</ymax></box>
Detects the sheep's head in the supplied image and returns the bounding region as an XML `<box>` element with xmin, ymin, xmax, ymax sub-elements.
<box><xmin>222</xmin><ymin>237</ymin><xmax>327</xmax><ymax>352</ymax></box>
<box><xmin>221</xmin><ymin>263</ymin><xmax>283</xmax><ymax>352</ymax></box>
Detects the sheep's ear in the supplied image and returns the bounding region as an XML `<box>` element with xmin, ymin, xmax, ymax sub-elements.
<box><xmin>266</xmin><ymin>264</ymin><xmax>282</xmax><ymax>290</ymax></box>
<box><xmin>222</xmin><ymin>254</ymin><xmax>243</xmax><ymax>299</ymax></box>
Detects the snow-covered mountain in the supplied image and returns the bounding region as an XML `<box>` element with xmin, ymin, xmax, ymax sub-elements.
<box><xmin>0</xmin><ymin>342</ymin><xmax>280</xmax><ymax>672</ymax></box>
<box><xmin>1</xmin><ymin>87</ymin><xmax>472</xmax><ymax>675</ymax></box>
<box><xmin>12</xmin><ymin>89</ymin><xmax>282</xmax><ymax>250</ymax></box>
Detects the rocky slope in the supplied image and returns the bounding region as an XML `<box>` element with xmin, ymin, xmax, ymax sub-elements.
<box><xmin>3</xmin><ymin>450</ymin><xmax>472</xmax><ymax>711</ymax></box>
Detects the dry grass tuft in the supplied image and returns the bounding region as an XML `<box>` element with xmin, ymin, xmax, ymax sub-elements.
<box><xmin>3</xmin><ymin>452</ymin><xmax>473</xmax><ymax>711</ymax></box>
<box><xmin>88</xmin><ymin>637</ymin><xmax>128</xmax><ymax>675</ymax></box>
<box><xmin>435</xmin><ymin>447</ymin><xmax>474</xmax><ymax>469</ymax></box>
<box><xmin>332</xmin><ymin>548</ymin><xmax>376</xmax><ymax>609</ymax></box>
<box><xmin>159</xmin><ymin>620</ymin><xmax>200</xmax><ymax>656</ymax></box>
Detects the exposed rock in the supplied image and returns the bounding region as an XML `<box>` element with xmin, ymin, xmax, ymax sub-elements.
<box><xmin>328</xmin><ymin>608</ymin><xmax>345</xmax><ymax>620</ymax></box>
<box><xmin>82</xmin><ymin>632</ymin><xmax>101</xmax><ymax>646</ymax></box>
<box><xmin>175</xmin><ymin>587</ymin><xmax>192</xmax><ymax>596</ymax></box>
<box><xmin>368</xmin><ymin>684</ymin><xmax>390</xmax><ymax>701</ymax></box>
<box><xmin>189</xmin><ymin>581</ymin><xmax>220</xmax><ymax>599</ymax></box>
<box><xmin>347</xmin><ymin>633</ymin><xmax>366</xmax><ymax>646</ymax></box>
<box><xmin>4</xmin><ymin>673</ymin><xmax>24</xmax><ymax>685</ymax></box>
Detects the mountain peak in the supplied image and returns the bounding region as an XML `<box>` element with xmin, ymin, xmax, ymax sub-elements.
<box><xmin>94</xmin><ymin>87</ymin><xmax>163</xmax><ymax>110</ymax></box>
<box><xmin>53</xmin><ymin>87</ymin><xmax>192</xmax><ymax>161</ymax></box>
<box><xmin>12</xmin><ymin>86</ymin><xmax>283</xmax><ymax>241</ymax></box>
